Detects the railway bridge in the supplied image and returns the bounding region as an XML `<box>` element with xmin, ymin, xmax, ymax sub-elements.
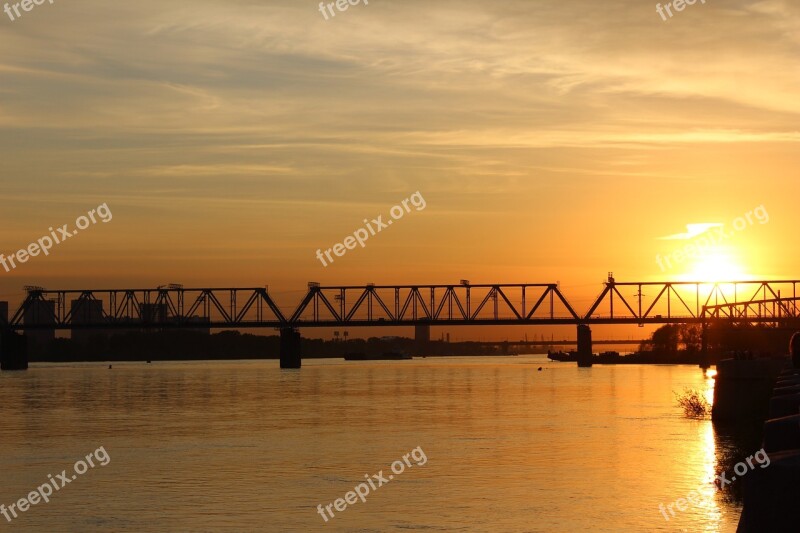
<box><xmin>2</xmin><ymin>274</ymin><xmax>799</xmax><ymax>369</ymax></box>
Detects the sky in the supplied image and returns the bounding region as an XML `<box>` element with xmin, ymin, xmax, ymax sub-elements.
<box><xmin>0</xmin><ymin>0</ymin><xmax>799</xmax><ymax>337</ymax></box>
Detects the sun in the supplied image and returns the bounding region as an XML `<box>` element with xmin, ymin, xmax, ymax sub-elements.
<box><xmin>682</xmin><ymin>252</ymin><xmax>750</xmax><ymax>282</ymax></box>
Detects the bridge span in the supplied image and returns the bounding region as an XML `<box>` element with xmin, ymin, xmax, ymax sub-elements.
<box><xmin>2</xmin><ymin>275</ymin><xmax>800</xmax><ymax>369</ymax></box>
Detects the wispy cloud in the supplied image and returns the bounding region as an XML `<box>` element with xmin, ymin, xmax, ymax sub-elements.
<box><xmin>659</xmin><ymin>223</ymin><xmax>723</xmax><ymax>241</ymax></box>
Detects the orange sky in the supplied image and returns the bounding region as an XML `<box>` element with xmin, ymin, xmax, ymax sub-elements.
<box><xmin>1</xmin><ymin>0</ymin><xmax>798</xmax><ymax>339</ymax></box>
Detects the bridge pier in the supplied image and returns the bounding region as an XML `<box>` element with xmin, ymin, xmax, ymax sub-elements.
<box><xmin>1</xmin><ymin>329</ymin><xmax>28</xmax><ymax>371</ymax></box>
<box><xmin>414</xmin><ymin>324</ymin><xmax>431</xmax><ymax>356</ymax></box>
<box><xmin>577</xmin><ymin>324</ymin><xmax>592</xmax><ymax>367</ymax></box>
<box><xmin>279</xmin><ymin>328</ymin><xmax>301</xmax><ymax>369</ymax></box>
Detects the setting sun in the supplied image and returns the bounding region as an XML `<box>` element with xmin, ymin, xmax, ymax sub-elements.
<box><xmin>682</xmin><ymin>252</ymin><xmax>751</xmax><ymax>282</ymax></box>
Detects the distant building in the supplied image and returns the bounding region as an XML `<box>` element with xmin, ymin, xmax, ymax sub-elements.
<box><xmin>139</xmin><ymin>304</ymin><xmax>168</xmax><ymax>326</ymax></box>
<box><xmin>23</xmin><ymin>299</ymin><xmax>56</xmax><ymax>356</ymax></box>
<box><xmin>70</xmin><ymin>299</ymin><xmax>106</xmax><ymax>346</ymax></box>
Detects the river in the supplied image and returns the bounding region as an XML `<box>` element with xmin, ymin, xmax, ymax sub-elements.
<box><xmin>0</xmin><ymin>356</ymin><xmax>745</xmax><ymax>532</ymax></box>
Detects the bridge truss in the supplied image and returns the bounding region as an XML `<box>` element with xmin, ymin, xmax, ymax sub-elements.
<box><xmin>3</xmin><ymin>276</ymin><xmax>800</xmax><ymax>330</ymax></box>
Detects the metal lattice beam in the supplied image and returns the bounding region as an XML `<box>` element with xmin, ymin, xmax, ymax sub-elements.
<box><xmin>5</xmin><ymin>279</ymin><xmax>800</xmax><ymax>331</ymax></box>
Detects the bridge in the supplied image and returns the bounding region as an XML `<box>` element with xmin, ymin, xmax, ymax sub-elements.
<box><xmin>2</xmin><ymin>274</ymin><xmax>800</xmax><ymax>369</ymax></box>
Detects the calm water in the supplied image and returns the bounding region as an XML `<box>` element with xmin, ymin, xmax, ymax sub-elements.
<box><xmin>0</xmin><ymin>356</ymin><xmax>743</xmax><ymax>532</ymax></box>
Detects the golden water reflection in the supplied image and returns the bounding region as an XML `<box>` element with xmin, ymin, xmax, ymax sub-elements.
<box><xmin>0</xmin><ymin>358</ymin><xmax>751</xmax><ymax>532</ymax></box>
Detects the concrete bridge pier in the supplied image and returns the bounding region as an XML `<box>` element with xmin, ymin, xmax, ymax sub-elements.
<box><xmin>415</xmin><ymin>324</ymin><xmax>431</xmax><ymax>356</ymax></box>
<box><xmin>577</xmin><ymin>324</ymin><xmax>592</xmax><ymax>367</ymax></box>
<box><xmin>1</xmin><ymin>329</ymin><xmax>28</xmax><ymax>371</ymax></box>
<box><xmin>279</xmin><ymin>328</ymin><xmax>301</xmax><ymax>369</ymax></box>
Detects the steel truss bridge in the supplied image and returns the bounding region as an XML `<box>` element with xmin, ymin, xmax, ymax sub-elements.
<box><xmin>4</xmin><ymin>276</ymin><xmax>800</xmax><ymax>331</ymax></box>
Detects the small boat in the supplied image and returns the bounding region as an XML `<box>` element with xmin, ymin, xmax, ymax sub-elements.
<box><xmin>547</xmin><ymin>350</ymin><xmax>577</xmax><ymax>362</ymax></box>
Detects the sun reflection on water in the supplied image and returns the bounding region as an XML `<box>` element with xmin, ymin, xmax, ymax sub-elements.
<box><xmin>688</xmin><ymin>371</ymin><xmax>727</xmax><ymax>531</ymax></box>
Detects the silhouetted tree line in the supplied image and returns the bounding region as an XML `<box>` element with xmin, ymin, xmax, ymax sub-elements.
<box><xmin>32</xmin><ymin>331</ymin><xmax>504</xmax><ymax>362</ymax></box>
<box><xmin>637</xmin><ymin>321</ymin><xmax>798</xmax><ymax>364</ymax></box>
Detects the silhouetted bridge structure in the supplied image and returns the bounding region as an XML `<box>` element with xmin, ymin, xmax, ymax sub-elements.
<box><xmin>3</xmin><ymin>275</ymin><xmax>800</xmax><ymax>369</ymax></box>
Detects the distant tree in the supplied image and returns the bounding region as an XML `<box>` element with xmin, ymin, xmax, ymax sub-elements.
<box><xmin>651</xmin><ymin>324</ymin><xmax>680</xmax><ymax>355</ymax></box>
<box><xmin>638</xmin><ymin>340</ymin><xmax>654</xmax><ymax>353</ymax></box>
<box><xmin>680</xmin><ymin>324</ymin><xmax>702</xmax><ymax>354</ymax></box>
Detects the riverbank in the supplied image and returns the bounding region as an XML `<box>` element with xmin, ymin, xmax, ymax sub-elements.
<box><xmin>548</xmin><ymin>349</ymin><xmax>703</xmax><ymax>365</ymax></box>
<box><xmin>730</xmin><ymin>362</ymin><xmax>800</xmax><ymax>532</ymax></box>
